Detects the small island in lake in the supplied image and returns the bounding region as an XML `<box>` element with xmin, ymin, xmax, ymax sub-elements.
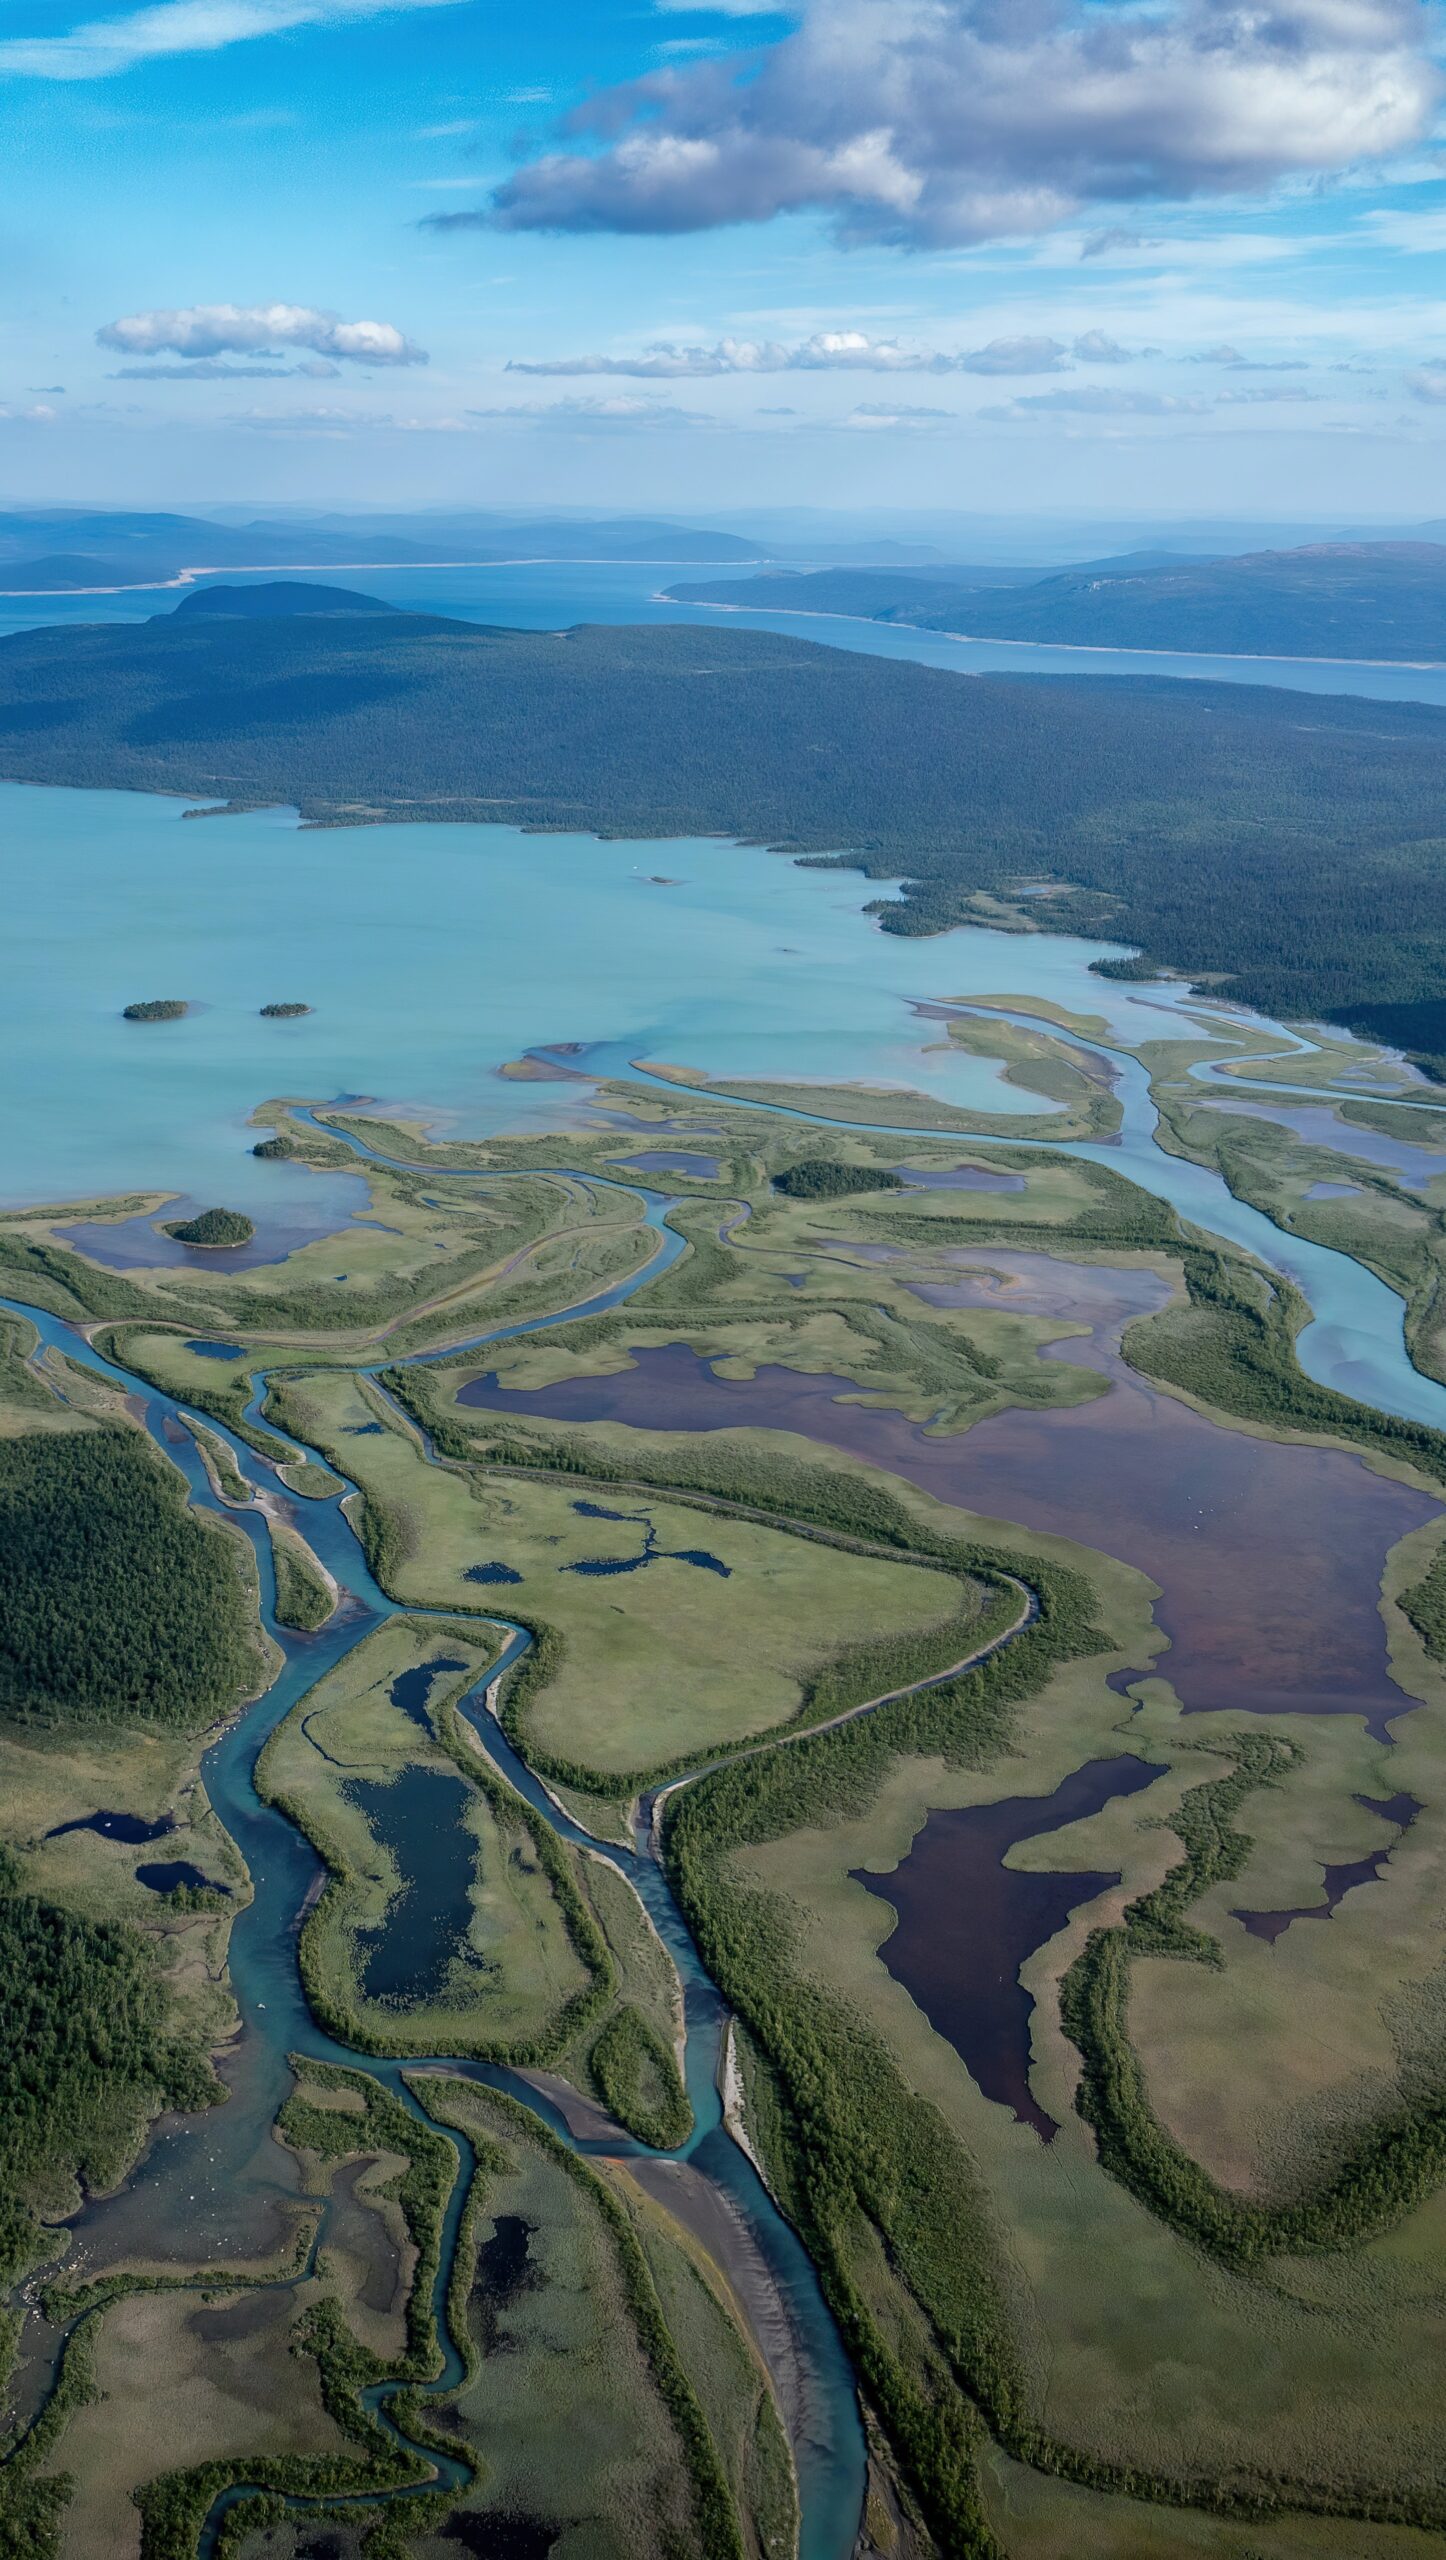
<box><xmin>163</xmin><ymin>1206</ymin><xmax>255</xmax><ymax>1247</ymax></box>
<box><xmin>259</xmin><ymin>1002</ymin><xmax>313</xmax><ymax>1017</ymax></box>
<box><xmin>122</xmin><ymin>999</ymin><xmax>189</xmax><ymax>1022</ymax></box>
<box><xmin>772</xmin><ymin>1158</ymin><xmax>906</xmax><ymax>1199</ymax></box>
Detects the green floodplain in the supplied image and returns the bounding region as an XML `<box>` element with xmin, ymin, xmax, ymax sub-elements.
<box><xmin>6</xmin><ymin>995</ymin><xmax>1446</xmax><ymax>2558</ymax></box>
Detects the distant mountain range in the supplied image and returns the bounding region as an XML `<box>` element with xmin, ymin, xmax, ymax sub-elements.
<box><xmin>667</xmin><ymin>542</ymin><xmax>1446</xmax><ymax>664</ymax></box>
<box><xmin>2</xmin><ymin>579</ymin><xmax>1445</xmax><ymax>1070</ymax></box>
<box><xmin>0</xmin><ymin>511</ymin><xmax>775</xmax><ymax>592</ymax></box>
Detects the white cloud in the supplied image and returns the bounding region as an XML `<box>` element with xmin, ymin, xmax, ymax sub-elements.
<box><xmin>484</xmin><ymin>0</ymin><xmax>1440</xmax><ymax>250</ymax></box>
<box><xmin>0</xmin><ymin>403</ymin><xmax>58</xmax><ymax>423</ymax></box>
<box><xmin>97</xmin><ymin>303</ymin><xmax>427</xmax><ymax>365</ymax></box>
<box><xmin>1407</xmin><ymin>366</ymin><xmax>1446</xmax><ymax>401</ymax></box>
<box><xmin>506</xmin><ymin>326</ymin><xmax>1149</xmax><ymax>377</ymax></box>
<box><xmin>468</xmin><ymin>393</ymin><xmax>711</xmax><ymax>430</ymax></box>
<box><xmin>0</xmin><ymin>0</ymin><xmax>461</xmax><ymax>79</ymax></box>
<box><xmin>983</xmin><ymin>386</ymin><xmax>1212</xmax><ymax>419</ymax></box>
<box><xmin>836</xmin><ymin>401</ymin><xmax>954</xmax><ymax>429</ymax></box>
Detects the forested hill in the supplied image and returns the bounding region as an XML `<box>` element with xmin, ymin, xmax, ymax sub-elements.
<box><xmin>668</xmin><ymin>542</ymin><xmax>1446</xmax><ymax>665</ymax></box>
<box><xmin>4</xmin><ymin>584</ymin><xmax>1446</xmax><ymax>1068</ymax></box>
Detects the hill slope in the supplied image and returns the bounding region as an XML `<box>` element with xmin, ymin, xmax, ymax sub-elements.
<box><xmin>2</xmin><ymin>585</ymin><xmax>1446</xmax><ymax>1066</ymax></box>
<box><xmin>669</xmin><ymin>543</ymin><xmax>1446</xmax><ymax>663</ymax></box>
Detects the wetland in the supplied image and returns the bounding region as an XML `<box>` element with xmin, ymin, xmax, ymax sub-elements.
<box><xmin>7</xmin><ymin>766</ymin><xmax>1446</xmax><ymax>2560</ymax></box>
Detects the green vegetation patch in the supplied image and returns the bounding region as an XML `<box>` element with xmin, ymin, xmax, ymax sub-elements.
<box><xmin>771</xmin><ymin>1159</ymin><xmax>906</xmax><ymax>1199</ymax></box>
<box><xmin>122</xmin><ymin>1000</ymin><xmax>188</xmax><ymax>1023</ymax></box>
<box><xmin>1401</xmin><ymin>1543</ymin><xmax>1446</xmax><ymax>1662</ymax></box>
<box><xmin>412</xmin><ymin>2073</ymin><xmax>746</xmax><ymax>2560</ymax></box>
<box><xmin>163</xmin><ymin>1207</ymin><xmax>255</xmax><ymax>1249</ymax></box>
<box><xmin>590</xmin><ymin>2005</ymin><xmax>692</xmax><ymax>2150</ymax></box>
<box><xmin>0</xmin><ymin>1424</ymin><xmax>261</xmax><ymax>1729</ymax></box>
<box><xmin>268</xmin><ymin>1520</ymin><xmax>334</xmax><ymax>1632</ymax></box>
<box><xmin>0</xmin><ymin>1850</ymin><xmax>220</xmax><ymax>2287</ymax></box>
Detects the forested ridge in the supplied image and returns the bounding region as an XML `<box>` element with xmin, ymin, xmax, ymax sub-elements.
<box><xmin>669</xmin><ymin>540</ymin><xmax>1446</xmax><ymax>663</ymax></box>
<box><xmin>4</xmin><ymin>592</ymin><xmax>1446</xmax><ymax>1063</ymax></box>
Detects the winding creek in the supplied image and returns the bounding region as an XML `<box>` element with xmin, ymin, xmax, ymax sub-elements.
<box><xmin>7</xmin><ymin>960</ymin><xmax>1446</xmax><ymax>2555</ymax></box>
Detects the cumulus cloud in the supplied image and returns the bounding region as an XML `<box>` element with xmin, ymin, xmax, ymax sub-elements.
<box><xmin>506</xmin><ymin>326</ymin><xmax>1146</xmax><ymax>377</ymax></box>
<box><xmin>1407</xmin><ymin>366</ymin><xmax>1446</xmax><ymax>402</ymax></box>
<box><xmin>1191</xmin><ymin>341</ymin><xmax>1309</xmax><ymax>368</ymax></box>
<box><xmin>0</xmin><ymin>403</ymin><xmax>57</xmax><ymax>423</ymax></box>
<box><xmin>477</xmin><ymin>0</ymin><xmax>1439</xmax><ymax>251</ymax></box>
<box><xmin>96</xmin><ymin>303</ymin><xmax>427</xmax><ymax>365</ymax></box>
<box><xmin>0</xmin><ymin>0</ymin><xmax>462</xmax><ymax>80</ymax></box>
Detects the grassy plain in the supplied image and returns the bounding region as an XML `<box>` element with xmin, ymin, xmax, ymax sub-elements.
<box><xmin>270</xmin><ymin>1367</ymin><xmax>982</xmax><ymax>1784</ymax></box>
<box><xmin>411</xmin><ymin>2074</ymin><xmax>747</xmax><ymax>2560</ymax></box>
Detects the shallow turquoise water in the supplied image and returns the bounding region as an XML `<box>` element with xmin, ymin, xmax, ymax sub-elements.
<box><xmin>3</xmin><ymin>775</ymin><xmax>1164</xmax><ymax>1212</ymax></box>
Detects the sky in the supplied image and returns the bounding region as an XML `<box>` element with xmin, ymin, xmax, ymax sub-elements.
<box><xmin>3</xmin><ymin>0</ymin><xmax>1446</xmax><ymax>524</ymax></box>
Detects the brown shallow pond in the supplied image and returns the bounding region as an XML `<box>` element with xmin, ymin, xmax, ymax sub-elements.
<box><xmin>855</xmin><ymin>1752</ymin><xmax>1166</xmax><ymax>2138</ymax></box>
<box><xmin>457</xmin><ymin>1249</ymin><xmax>1439</xmax><ymax>1735</ymax></box>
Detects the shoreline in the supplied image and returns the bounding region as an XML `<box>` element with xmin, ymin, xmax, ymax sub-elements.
<box><xmin>667</xmin><ymin>594</ymin><xmax>1446</xmax><ymax>677</ymax></box>
<box><xmin>0</xmin><ymin>554</ymin><xmax>770</xmax><ymax>601</ymax></box>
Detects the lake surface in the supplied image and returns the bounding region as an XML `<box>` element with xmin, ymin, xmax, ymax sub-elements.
<box><xmin>5</xmin><ymin>555</ymin><xmax>1444</xmax><ymax>707</ymax></box>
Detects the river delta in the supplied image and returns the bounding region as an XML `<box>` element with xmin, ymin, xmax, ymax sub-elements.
<box><xmin>5</xmin><ymin>706</ymin><xmax>1446</xmax><ymax>2560</ymax></box>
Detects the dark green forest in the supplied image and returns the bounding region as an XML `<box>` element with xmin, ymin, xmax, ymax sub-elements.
<box><xmin>4</xmin><ymin>591</ymin><xmax>1446</xmax><ymax>1062</ymax></box>
<box><xmin>0</xmin><ymin>1856</ymin><xmax>216</xmax><ymax>2286</ymax></box>
<box><xmin>0</xmin><ymin>1429</ymin><xmax>258</xmax><ymax>1727</ymax></box>
<box><xmin>772</xmin><ymin>1160</ymin><xmax>907</xmax><ymax>1198</ymax></box>
<box><xmin>669</xmin><ymin>540</ymin><xmax>1446</xmax><ymax>663</ymax></box>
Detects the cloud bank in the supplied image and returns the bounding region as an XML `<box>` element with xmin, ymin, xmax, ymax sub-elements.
<box><xmin>467</xmin><ymin>0</ymin><xmax>1438</xmax><ymax>250</ymax></box>
<box><xmin>96</xmin><ymin>303</ymin><xmax>427</xmax><ymax>365</ymax></box>
<box><xmin>506</xmin><ymin>326</ymin><xmax>1142</xmax><ymax>377</ymax></box>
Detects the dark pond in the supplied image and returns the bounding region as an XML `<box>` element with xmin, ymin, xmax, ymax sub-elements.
<box><xmin>459</xmin><ymin>1251</ymin><xmax>1440</xmax><ymax>1734</ymax></box>
<box><xmin>388</xmin><ymin>1655</ymin><xmax>467</xmax><ymax>1732</ymax></box>
<box><xmin>350</xmin><ymin>1766</ymin><xmax>474</xmax><ymax>2005</ymax></box>
<box><xmin>1232</xmin><ymin>1789</ymin><xmax>1422</xmax><ymax>1942</ymax></box>
<box><xmin>45</xmin><ymin>1808</ymin><xmax>175</xmax><ymax>1844</ymax></box>
<box><xmin>856</xmin><ymin>1753</ymin><xmax>1165</xmax><ymax>2138</ymax></box>
<box><xmin>136</xmin><ymin>1860</ymin><xmax>222</xmax><ymax>1894</ymax></box>
<box><xmin>612</xmin><ymin>1150</ymin><xmax>722</xmax><ymax>1179</ymax></box>
<box><xmin>472</xmin><ymin>2211</ymin><xmax>541</xmax><ymax>2355</ymax></box>
<box><xmin>466</xmin><ymin>1562</ymin><xmax>523</xmax><ymax>1585</ymax></box>
<box><xmin>561</xmin><ymin>1496</ymin><xmax>729</xmax><ymax>1578</ymax></box>
<box><xmin>442</xmin><ymin>2517</ymin><xmax>558</xmax><ymax>2558</ymax></box>
<box><xmin>184</xmin><ymin>1339</ymin><xmax>247</xmax><ymax>1361</ymax></box>
<box><xmin>58</xmin><ymin>1168</ymin><xmax>376</xmax><ymax>1272</ymax></box>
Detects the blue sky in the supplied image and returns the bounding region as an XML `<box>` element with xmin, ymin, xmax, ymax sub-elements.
<box><xmin>3</xmin><ymin>0</ymin><xmax>1446</xmax><ymax>521</ymax></box>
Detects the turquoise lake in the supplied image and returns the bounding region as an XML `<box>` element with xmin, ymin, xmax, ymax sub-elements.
<box><xmin>3</xmin><ymin>775</ymin><xmax>1176</xmax><ymax>1212</ymax></box>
